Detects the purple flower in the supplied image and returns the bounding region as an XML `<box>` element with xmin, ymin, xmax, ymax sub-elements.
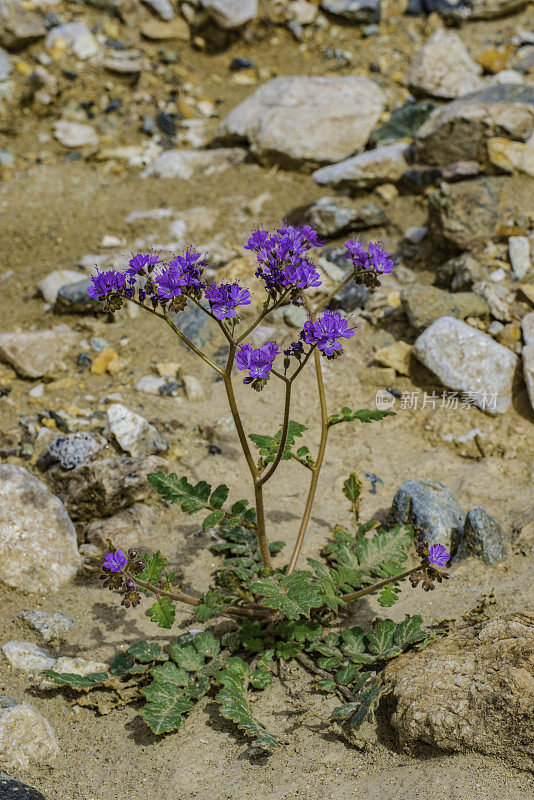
<box><xmin>286</xmin><ymin>259</ymin><xmax>322</xmax><ymax>289</ymax></box>
<box><xmin>168</xmin><ymin>250</ymin><xmax>207</xmax><ymax>289</ymax></box>
<box><xmin>87</xmin><ymin>269</ymin><xmax>126</xmax><ymax>298</ymax></box>
<box><xmin>103</xmin><ymin>550</ymin><xmax>128</xmax><ymax>572</ymax></box>
<box><xmin>344</xmin><ymin>239</ymin><xmax>368</xmax><ymax>268</ymax></box>
<box><xmin>302</xmin><ymin>310</ymin><xmax>355</xmax><ymax>357</ymax></box>
<box><xmin>367</xmin><ymin>242</ymin><xmax>394</xmax><ymax>274</ymax></box>
<box><xmin>235</xmin><ymin>341</ymin><xmax>279</xmax><ymax>381</ymax></box>
<box><xmin>247</xmin><ymin>226</ymin><xmax>323</xmax><ymax>292</ymax></box>
<box><xmin>204</xmin><ymin>282</ymin><xmax>251</xmax><ymax>320</ymax></box>
<box><xmin>154</xmin><ymin>265</ymin><xmax>188</xmax><ymax>299</ymax></box>
<box><xmin>428</xmin><ymin>544</ymin><xmax>450</xmax><ymax>568</ymax></box>
<box><xmin>283</xmin><ymin>340</ymin><xmax>304</xmax><ymax>358</ymax></box>
<box><xmin>244</xmin><ymin>229</ymin><xmax>270</xmax><ymax>252</ymax></box>
<box><xmin>125</xmin><ymin>252</ymin><xmax>162</xmax><ymax>281</ymax></box>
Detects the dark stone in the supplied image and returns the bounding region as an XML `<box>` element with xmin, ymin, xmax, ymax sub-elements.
<box><xmin>434</xmin><ymin>253</ymin><xmax>486</xmax><ymax>291</ymax></box>
<box><xmin>55</xmin><ymin>278</ymin><xmax>102</xmax><ymax>312</ymax></box>
<box><xmin>370</xmin><ymin>100</ymin><xmax>437</xmax><ymax>145</ymax></box>
<box><xmin>0</xmin><ymin>776</ymin><xmax>47</xmax><ymax>799</ymax></box>
<box><xmin>230</xmin><ymin>57</ymin><xmax>255</xmax><ymax>71</ymax></box>
<box><xmin>387</xmin><ymin>478</ymin><xmax>466</xmax><ymax>552</ymax></box>
<box><xmin>331</xmin><ymin>283</ymin><xmax>369</xmax><ymax>312</ymax></box>
<box><xmin>428</xmin><ymin>178</ymin><xmax>502</xmax><ymax>252</ymax></box>
<box><xmin>170</xmin><ymin>304</ymin><xmax>214</xmax><ymax>348</ymax></box>
<box><xmin>77</xmin><ymin>352</ymin><xmax>92</xmax><ymax>370</ymax></box>
<box><xmin>157</xmin><ymin>111</ymin><xmax>176</xmax><ymax>136</ymax></box>
<box><xmin>290</xmin><ymin>197</ymin><xmax>386</xmax><ymax>237</ymax></box>
<box><xmin>455</xmin><ymin>508</ymin><xmax>509</xmax><ymax>564</ymax></box>
<box><xmin>320</xmin><ymin>246</ymin><xmax>352</xmax><ymax>273</ymax></box>
<box><xmin>105</xmin><ymin>98</ymin><xmax>122</xmax><ymax>113</ymax></box>
<box><xmin>400</xmin><ymin>166</ymin><xmax>441</xmax><ymax>194</ymax></box>
<box><xmin>321</xmin><ymin>0</ymin><xmax>381</xmax><ymax>24</ymax></box>
<box><xmin>158</xmin><ymin>380</ymin><xmax>181</xmax><ymax>396</ymax></box>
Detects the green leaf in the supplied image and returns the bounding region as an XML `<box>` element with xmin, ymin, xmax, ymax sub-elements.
<box><xmin>109</xmin><ymin>652</ymin><xmax>135</xmax><ymax>675</ymax></box>
<box><xmin>296</xmin><ymin>446</ymin><xmax>309</xmax><ymax>458</ymax></box>
<box><xmin>146</xmin><ymin>596</ymin><xmax>176</xmax><ymax>629</ymax></box>
<box><xmin>217</xmin><ymin>657</ymin><xmax>281</xmax><ymax>750</ymax></box>
<box><xmin>192</xmin><ymin>631</ymin><xmax>220</xmax><ymax>659</ymax></box>
<box><xmin>170</xmin><ymin>643</ymin><xmax>204</xmax><ymax>672</ymax></box>
<box><xmin>210</xmin><ymin>484</ymin><xmax>229</xmax><ymax>509</ymax></box>
<box><xmin>393</xmin><ymin>615</ymin><xmax>426</xmax><ymax>648</ymax></box>
<box><xmin>251</xmin><ymin>572</ymin><xmax>324</xmax><ymax>620</ymax></box>
<box><xmin>127</xmin><ymin>641</ymin><xmax>168</xmax><ymax>663</ymax></box>
<box><xmin>249</xmin><ymin>420</ymin><xmax>307</xmax><ymax>466</ymax></box>
<box><xmin>336</xmin><ymin>663</ymin><xmax>360</xmax><ymax>685</ymax></box>
<box><xmin>138</xmin><ymin>551</ymin><xmax>167</xmax><ymax>584</ymax></box>
<box><xmin>148</xmin><ymin>472</ymin><xmax>212</xmax><ymax>514</ymax></box>
<box><xmin>378</xmin><ymin>584</ymin><xmax>402</xmax><ymax>607</ymax></box>
<box><xmin>317</xmin><ymin>656</ymin><xmax>343</xmax><ymax>671</ymax></box>
<box><xmin>141</xmin><ymin>662</ymin><xmax>195</xmax><ymax>734</ymax></box>
<box><xmin>365</xmin><ymin>619</ymin><xmax>400</xmax><ymax>658</ymax></box>
<box><xmin>314</xmin><ymin>678</ymin><xmax>337</xmax><ymax>692</ymax></box>
<box><xmin>41</xmin><ymin>671</ymin><xmax>108</xmax><ymax>688</ymax></box>
<box><xmin>325</xmin><ymin>524</ymin><xmax>413</xmax><ymax>587</ymax></box>
<box><xmin>195</xmin><ymin>590</ymin><xmax>230</xmax><ymax>622</ymax></box>
<box><xmin>275</xmin><ymin>641</ymin><xmax>302</xmax><ymax>660</ymax></box>
<box><xmin>339</xmin><ymin>628</ymin><xmax>375</xmax><ymax>664</ymax></box>
<box><xmin>330</xmin><ymin>678</ymin><xmax>390</xmax><ymax>731</ymax></box>
<box><xmin>343</xmin><ymin>473</ymin><xmax>362</xmax><ymax>504</ymax></box>
<box><xmin>249</xmin><ymin>650</ymin><xmax>274</xmax><ymax>690</ymax></box>
<box><xmin>202</xmin><ymin>509</ymin><xmax>225</xmax><ymax>530</ymax></box>
<box><xmin>276</xmin><ymin>620</ymin><xmax>322</xmax><ymax>644</ymax></box>
<box><xmin>328</xmin><ymin>407</ymin><xmax>395</xmax><ymax>427</ymax></box>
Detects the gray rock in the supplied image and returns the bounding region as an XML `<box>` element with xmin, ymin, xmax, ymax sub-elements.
<box><xmin>415</xmin><ymin>84</ymin><xmax>534</xmax><ymax>167</ymax></box>
<box><xmin>407</xmin><ymin>29</ymin><xmax>482</xmax><ymax>100</ymax></box>
<box><xmin>0</xmin><ymin>703</ymin><xmax>59</xmax><ymax>771</ymax></box>
<box><xmin>282</xmin><ymin>305</ymin><xmax>308</xmax><ymax>328</ymax></box>
<box><xmin>86</xmin><ymin>504</ymin><xmax>155</xmax><ymax>552</ymax></box>
<box><xmin>0</xmin><ymin>0</ymin><xmax>46</xmax><ymax>50</ymax></box>
<box><xmin>135</xmin><ymin>375</ymin><xmax>167</xmax><ymax>395</ymax></box>
<box><xmin>38</xmin><ymin>269</ymin><xmax>84</xmax><ymax>305</ymax></box>
<box><xmin>48</xmin><ymin>455</ymin><xmax>168</xmax><ymax>520</ymax></box>
<box><xmin>0</xmin><ymin>326</ymin><xmax>77</xmax><ymax>379</ymax></box>
<box><xmin>428</xmin><ymin>178</ymin><xmax>501</xmax><ymax>251</ymax></box>
<box><xmin>293</xmin><ymin>196</ymin><xmax>386</xmax><ymax>236</ymax></box>
<box><xmin>332</xmin><ymin>283</ymin><xmax>369</xmax><ymax>312</ymax></box>
<box><xmin>0</xmin><ymin>47</ymin><xmax>12</xmax><ymax>81</ymax></box>
<box><xmin>320</xmin><ymin>0</ymin><xmax>381</xmax><ymax>23</ymax></box>
<box><xmin>170</xmin><ymin>304</ymin><xmax>214</xmax><ymax>348</ymax></box>
<box><xmin>522</xmin><ymin>311</ymin><xmax>534</xmax><ymax>346</ymax></box>
<box><xmin>401</xmin><ymin>284</ymin><xmax>489</xmax><ymax>330</ymax></box>
<box><xmin>141</xmin><ymin>0</ymin><xmax>175</xmax><ymax>20</ymax></box>
<box><xmin>55</xmin><ymin>278</ymin><xmax>102</xmax><ymax>313</ymax></box>
<box><xmin>106</xmin><ymin>403</ymin><xmax>168</xmax><ymax>458</ymax></box>
<box><xmin>442</xmin><ymin>0</ymin><xmax>529</xmax><ymax>21</ymax></box>
<box><xmin>45</xmin><ymin>22</ymin><xmax>92</xmax><ymax>49</ymax></box>
<box><xmin>202</xmin><ymin>0</ymin><xmax>257</xmax><ymax>28</ymax></box>
<box><xmin>53</xmin><ymin>120</ymin><xmax>99</xmax><ymax>149</ymax></box>
<box><xmin>370</xmin><ymin>100</ymin><xmax>436</xmax><ymax>146</ymax></box>
<box><xmin>38</xmin><ymin>432</ymin><xmax>106</xmax><ymax>470</ymax></box>
<box><xmin>0</xmin><ymin>776</ymin><xmax>48</xmax><ymax>799</ymax></box>
<box><xmin>413</xmin><ymin>316</ymin><xmax>518</xmax><ymax>414</ymax></box>
<box><xmin>313</xmin><ymin>142</ymin><xmax>411</xmax><ymax>188</ymax></box>
<box><xmin>17</xmin><ymin>610</ymin><xmax>74</xmax><ymax>643</ymax></box>
<box><xmin>472</xmin><ymin>280</ymin><xmax>514</xmax><ymax>322</ymax></box>
<box><xmin>182</xmin><ymin>374</ymin><xmax>205</xmax><ymax>401</ymax></box>
<box><xmin>217</xmin><ymin>75</ymin><xmax>384</xmax><ymax>169</ymax></box>
<box><xmin>387</xmin><ymin>478</ymin><xmax>465</xmax><ymax>552</ymax></box>
<box><xmin>509</xmin><ymin>236</ymin><xmax>531</xmax><ymax>280</ymax></box>
<box><xmin>2</xmin><ymin>641</ymin><xmax>56</xmax><ymax>676</ymax></box>
<box><xmin>435</xmin><ymin>253</ymin><xmax>486</xmax><ymax>291</ymax></box>
<box><xmin>455</xmin><ymin>507</ymin><xmax>509</xmax><ymax>563</ymax></box>
<box><xmin>522</xmin><ymin>340</ymin><xmax>534</xmax><ymax>413</ymax></box>
<box><xmin>103</xmin><ymin>51</ymin><xmax>142</xmax><ymax>74</ymax></box>
<box><xmin>404</xmin><ymin>225</ymin><xmax>427</xmax><ymax>244</ymax></box>
<box><xmin>141</xmin><ymin>148</ymin><xmax>246</xmax><ymax>179</ymax></box>
<box><xmin>0</xmin><ymin>465</ymin><xmax>80</xmax><ymax>593</ymax></box>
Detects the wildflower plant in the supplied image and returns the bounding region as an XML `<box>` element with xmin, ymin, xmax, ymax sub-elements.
<box><xmin>45</xmin><ymin>226</ymin><xmax>450</xmax><ymax>750</ymax></box>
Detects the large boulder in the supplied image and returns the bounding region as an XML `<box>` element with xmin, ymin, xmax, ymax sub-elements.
<box><xmin>407</xmin><ymin>29</ymin><xmax>482</xmax><ymax>100</ymax></box>
<box><xmin>384</xmin><ymin>614</ymin><xmax>534</xmax><ymax>770</ymax></box>
<box><xmin>217</xmin><ymin>75</ymin><xmax>385</xmax><ymax>169</ymax></box>
<box><xmin>0</xmin><ymin>465</ymin><xmax>80</xmax><ymax>594</ymax></box>
<box><xmin>415</xmin><ymin>84</ymin><xmax>534</xmax><ymax>167</ymax></box>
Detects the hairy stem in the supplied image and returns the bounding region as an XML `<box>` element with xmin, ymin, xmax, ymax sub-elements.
<box><xmin>258</xmin><ymin>378</ymin><xmax>292</xmax><ymax>486</ymax></box>
<box><xmin>253</xmin><ymin>481</ymin><xmax>272</xmax><ymax>570</ymax></box>
<box><xmin>341</xmin><ymin>567</ymin><xmax>415</xmax><ymax>604</ymax></box>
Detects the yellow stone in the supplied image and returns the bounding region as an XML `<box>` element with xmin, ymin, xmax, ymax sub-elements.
<box><xmin>477</xmin><ymin>49</ymin><xmax>508</xmax><ymax>73</ymax></box>
<box><xmin>106</xmin><ymin>356</ymin><xmax>127</xmax><ymax>377</ymax></box>
<box><xmin>46</xmin><ymin>377</ymin><xmax>77</xmax><ymax>392</ymax></box>
<box><xmin>90</xmin><ymin>348</ymin><xmax>119</xmax><ymax>375</ymax></box>
<box><xmin>155</xmin><ymin>362</ymin><xmax>181</xmax><ymax>378</ymax></box>
<box><xmin>374</xmin><ymin>341</ymin><xmax>412</xmax><ymax>376</ymax></box>
<box><xmin>488</xmin><ymin>137</ymin><xmax>534</xmax><ymax>178</ymax></box>
<box><xmin>16</xmin><ymin>62</ymin><xmax>32</xmax><ymax>76</ymax></box>
<box><xmin>518</xmin><ymin>284</ymin><xmax>534</xmax><ymax>306</ymax></box>
<box><xmin>141</xmin><ymin>18</ymin><xmax>190</xmax><ymax>41</ymax></box>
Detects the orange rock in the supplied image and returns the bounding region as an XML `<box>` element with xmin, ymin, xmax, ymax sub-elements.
<box><xmin>90</xmin><ymin>348</ymin><xmax>119</xmax><ymax>375</ymax></box>
<box><xmin>477</xmin><ymin>49</ymin><xmax>508</xmax><ymax>74</ymax></box>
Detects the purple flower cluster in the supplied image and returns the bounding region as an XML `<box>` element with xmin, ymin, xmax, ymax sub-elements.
<box><xmin>125</xmin><ymin>252</ymin><xmax>162</xmax><ymax>281</ymax></box>
<box><xmin>236</xmin><ymin>342</ymin><xmax>279</xmax><ymax>382</ymax></box>
<box><xmin>204</xmin><ymin>282</ymin><xmax>251</xmax><ymax>320</ymax></box>
<box><xmin>344</xmin><ymin>240</ymin><xmax>395</xmax><ymax>274</ymax></box>
<box><xmin>245</xmin><ymin>224</ymin><xmax>323</xmax><ymax>293</ymax></box>
<box><xmin>428</xmin><ymin>544</ymin><xmax>450</xmax><ymax>568</ymax></box>
<box><xmin>87</xmin><ymin>269</ymin><xmax>126</xmax><ymax>299</ymax></box>
<box><xmin>302</xmin><ymin>310</ymin><xmax>356</xmax><ymax>357</ymax></box>
<box><xmin>154</xmin><ymin>251</ymin><xmax>207</xmax><ymax>299</ymax></box>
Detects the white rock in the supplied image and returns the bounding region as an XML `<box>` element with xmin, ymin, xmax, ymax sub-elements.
<box><xmin>2</xmin><ymin>640</ymin><xmax>56</xmax><ymax>675</ymax></box>
<box><xmin>182</xmin><ymin>374</ymin><xmax>205</xmax><ymax>401</ymax></box>
<box><xmin>0</xmin><ymin>325</ymin><xmax>77</xmax><ymax>378</ymax></box>
<box><xmin>53</xmin><ymin>120</ymin><xmax>99</xmax><ymax>148</ymax></box>
<box><xmin>28</xmin><ymin>383</ymin><xmax>44</xmax><ymax>398</ymax></box>
<box><xmin>407</xmin><ymin>29</ymin><xmax>482</xmax><ymax>100</ymax></box>
<box><xmin>413</xmin><ymin>316</ymin><xmax>518</xmax><ymax>414</ymax></box>
<box><xmin>72</xmin><ymin>33</ymin><xmax>99</xmax><ymax>60</ymax></box>
<box><xmin>404</xmin><ymin>225</ymin><xmax>427</xmax><ymax>244</ymax></box>
<box><xmin>0</xmin><ymin>703</ymin><xmax>59</xmax><ymax>771</ymax></box>
<box><xmin>106</xmin><ymin>403</ymin><xmax>168</xmax><ymax>457</ymax></box>
<box><xmin>18</xmin><ymin>610</ymin><xmax>74</xmax><ymax>642</ymax></box>
<box><xmin>38</xmin><ymin>269</ymin><xmax>84</xmax><ymax>304</ymax></box>
<box><xmin>0</xmin><ymin>465</ymin><xmax>81</xmax><ymax>593</ymax></box>
<box><xmin>101</xmin><ymin>234</ymin><xmax>122</xmax><ymax>247</ymax></box>
<box><xmin>141</xmin><ymin>148</ymin><xmax>246</xmax><ymax>179</ymax></box>
<box><xmin>141</xmin><ymin>0</ymin><xmax>175</xmax><ymax>20</ymax></box>
<box><xmin>313</xmin><ymin>142</ymin><xmax>410</xmax><ymax>188</ymax></box>
<box><xmin>0</xmin><ymin>47</ymin><xmax>12</xmax><ymax>81</ymax></box>
<box><xmin>126</xmin><ymin>207</ymin><xmax>174</xmax><ymax>224</ymax></box>
<box><xmin>45</xmin><ymin>21</ymin><xmax>91</xmax><ymax>49</ymax></box>
<box><xmin>40</xmin><ymin>655</ymin><xmax>108</xmax><ymax>690</ymax></box>
<box><xmin>522</xmin><ymin>311</ymin><xmax>534</xmax><ymax>346</ymax></box>
<box><xmin>487</xmin><ymin>69</ymin><xmax>524</xmax><ymax>86</ymax></box>
<box><xmin>523</xmin><ymin>345</ymin><xmax>534</xmax><ymax>412</ymax></box>
<box><xmin>509</xmin><ymin>236</ymin><xmax>531</xmax><ymax>279</ymax></box>
<box><xmin>217</xmin><ymin>75</ymin><xmax>384</xmax><ymax>168</ymax></box>
<box><xmin>135</xmin><ymin>375</ymin><xmax>167</xmax><ymax>394</ymax></box>
<box><xmin>202</xmin><ymin>0</ymin><xmax>257</xmax><ymax>28</ymax></box>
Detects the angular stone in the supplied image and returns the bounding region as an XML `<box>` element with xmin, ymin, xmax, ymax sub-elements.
<box><xmin>0</xmin><ymin>776</ymin><xmax>48</xmax><ymax>800</ymax></box>
<box><xmin>428</xmin><ymin>177</ymin><xmax>501</xmax><ymax>251</ymax></box>
<box><xmin>313</xmin><ymin>142</ymin><xmax>411</xmax><ymax>188</ymax></box>
<box><xmin>86</xmin><ymin>504</ymin><xmax>155</xmax><ymax>552</ymax></box>
<box><xmin>320</xmin><ymin>0</ymin><xmax>381</xmax><ymax>23</ymax></box>
<box><xmin>0</xmin><ymin>47</ymin><xmax>12</xmax><ymax>80</ymax></box>
<box><xmin>55</xmin><ymin>278</ymin><xmax>102</xmax><ymax>313</ymax></box>
<box><xmin>455</xmin><ymin>507</ymin><xmax>509</xmax><ymax>563</ymax></box>
<box><xmin>374</xmin><ymin>341</ymin><xmax>412</xmax><ymax>376</ymax></box>
<box><xmin>106</xmin><ymin>403</ymin><xmax>168</xmax><ymax>458</ymax></box>
<box><xmin>217</xmin><ymin>75</ymin><xmax>384</xmax><ymax>169</ymax></box>
<box><xmin>53</xmin><ymin>120</ymin><xmax>99</xmax><ymax>149</ymax></box>
<box><xmin>473</xmin><ymin>280</ymin><xmax>514</xmax><ymax>322</ymax></box>
<box><xmin>45</xmin><ymin>22</ymin><xmax>92</xmax><ymax>50</ymax></box>
<box><xmin>0</xmin><ymin>465</ymin><xmax>80</xmax><ymax>593</ymax></box>
<box><xmin>38</xmin><ymin>269</ymin><xmax>84</xmax><ymax>304</ymax></box>
<box><xmin>0</xmin><ymin>326</ymin><xmax>77</xmax><ymax>379</ymax></box>
<box><xmin>415</xmin><ymin>84</ymin><xmax>534</xmax><ymax>166</ymax></box>
<box><xmin>202</xmin><ymin>0</ymin><xmax>257</xmax><ymax>28</ymax></box>
<box><xmin>141</xmin><ymin>17</ymin><xmax>190</xmax><ymax>40</ymax></box>
<box><xmin>37</xmin><ymin>432</ymin><xmax>106</xmax><ymax>471</ymax></box>
<box><xmin>0</xmin><ymin>0</ymin><xmax>46</xmax><ymax>51</ymax></box>
<box><xmin>401</xmin><ymin>284</ymin><xmax>489</xmax><ymax>330</ymax></box>
<box><xmin>18</xmin><ymin>610</ymin><xmax>74</xmax><ymax>643</ymax></box>
<box><xmin>0</xmin><ymin>703</ymin><xmax>59</xmax><ymax>771</ymax></box>
<box><xmin>387</xmin><ymin>478</ymin><xmax>465</xmax><ymax>552</ymax></box>
<box><xmin>413</xmin><ymin>316</ymin><xmax>518</xmax><ymax>414</ymax></box>
<box><xmin>48</xmin><ymin>455</ymin><xmax>168</xmax><ymax>520</ymax></box>
<box><xmin>370</xmin><ymin>100</ymin><xmax>437</xmax><ymax>146</ymax></box>
<box><xmin>384</xmin><ymin>614</ymin><xmax>534</xmax><ymax>769</ymax></box>
<box><xmin>292</xmin><ymin>196</ymin><xmax>386</xmax><ymax>236</ymax></box>
<box><xmin>141</xmin><ymin>148</ymin><xmax>246</xmax><ymax>179</ymax></box>
<box><xmin>2</xmin><ymin>641</ymin><xmax>56</xmax><ymax>675</ymax></box>
<box><xmin>442</xmin><ymin>0</ymin><xmax>529</xmax><ymax>21</ymax></box>
<box><xmin>509</xmin><ymin>236</ymin><xmax>531</xmax><ymax>280</ymax></box>
<box><xmin>408</xmin><ymin>29</ymin><xmax>482</xmax><ymax>100</ymax></box>
<box><xmin>182</xmin><ymin>374</ymin><xmax>205</xmax><ymax>401</ymax></box>
<box><xmin>487</xmin><ymin>136</ymin><xmax>534</xmax><ymax>177</ymax></box>
<box><xmin>435</xmin><ymin>253</ymin><xmax>486</xmax><ymax>291</ymax></box>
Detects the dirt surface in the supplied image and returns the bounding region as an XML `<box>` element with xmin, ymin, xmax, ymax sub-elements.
<box><xmin>1</xmin><ymin>1</ymin><xmax>534</xmax><ymax>798</ymax></box>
